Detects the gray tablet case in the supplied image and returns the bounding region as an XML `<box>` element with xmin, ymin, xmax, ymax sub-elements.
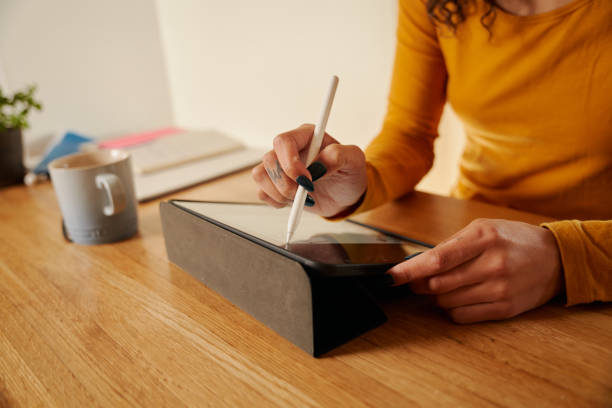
<box><xmin>159</xmin><ymin>201</ymin><xmax>387</xmax><ymax>356</ymax></box>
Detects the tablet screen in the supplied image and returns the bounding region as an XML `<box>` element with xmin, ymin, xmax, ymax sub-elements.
<box><xmin>173</xmin><ymin>201</ymin><xmax>430</xmax><ymax>266</ymax></box>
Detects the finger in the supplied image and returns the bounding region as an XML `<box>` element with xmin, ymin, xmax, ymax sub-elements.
<box><xmin>252</xmin><ymin>163</ymin><xmax>292</xmax><ymax>205</ymax></box>
<box><xmin>274</xmin><ymin>124</ymin><xmax>338</xmax><ymax>181</ymax></box>
<box><xmin>388</xmin><ymin>221</ymin><xmax>496</xmax><ymax>285</ymax></box>
<box><xmin>410</xmin><ymin>256</ymin><xmax>483</xmax><ymax>295</ymax></box>
<box><xmin>435</xmin><ymin>279</ymin><xmax>510</xmax><ymax>309</ymax></box>
<box><xmin>262</xmin><ymin>151</ymin><xmax>298</xmax><ymax>200</ymax></box>
<box><xmin>424</xmin><ymin>254</ymin><xmax>491</xmax><ymax>294</ymax></box>
<box><xmin>410</xmin><ymin>255</ymin><xmax>485</xmax><ymax>294</ymax></box>
<box><xmin>448</xmin><ymin>301</ymin><xmax>516</xmax><ymax>324</ymax></box>
<box><xmin>314</xmin><ymin>143</ymin><xmax>365</xmax><ymax>176</ymax></box>
<box><xmin>256</xmin><ymin>189</ymin><xmax>287</xmax><ymax>209</ymax></box>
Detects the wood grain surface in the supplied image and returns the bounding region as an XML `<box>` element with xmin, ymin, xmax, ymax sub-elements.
<box><xmin>0</xmin><ymin>169</ymin><xmax>610</xmax><ymax>407</ymax></box>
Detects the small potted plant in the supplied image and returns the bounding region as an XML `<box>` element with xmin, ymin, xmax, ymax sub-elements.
<box><xmin>0</xmin><ymin>85</ymin><xmax>42</xmax><ymax>187</ymax></box>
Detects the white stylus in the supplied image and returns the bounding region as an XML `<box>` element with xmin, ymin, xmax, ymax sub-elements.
<box><xmin>286</xmin><ymin>75</ymin><xmax>339</xmax><ymax>244</ymax></box>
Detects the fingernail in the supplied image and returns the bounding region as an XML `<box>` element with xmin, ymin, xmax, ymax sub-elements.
<box><xmin>296</xmin><ymin>175</ymin><xmax>314</xmax><ymax>192</ymax></box>
<box><xmin>404</xmin><ymin>251</ymin><xmax>423</xmax><ymax>261</ymax></box>
<box><xmin>305</xmin><ymin>195</ymin><xmax>315</xmax><ymax>207</ymax></box>
<box><xmin>307</xmin><ymin>161</ymin><xmax>327</xmax><ymax>182</ymax></box>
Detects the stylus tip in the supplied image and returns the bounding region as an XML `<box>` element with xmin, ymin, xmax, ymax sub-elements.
<box><xmin>285</xmin><ymin>231</ymin><xmax>293</xmax><ymax>246</ymax></box>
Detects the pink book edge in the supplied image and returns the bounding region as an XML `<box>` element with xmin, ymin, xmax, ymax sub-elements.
<box><xmin>98</xmin><ymin>127</ymin><xmax>183</xmax><ymax>149</ymax></box>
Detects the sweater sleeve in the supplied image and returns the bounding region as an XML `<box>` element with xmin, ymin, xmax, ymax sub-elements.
<box><xmin>541</xmin><ymin>220</ymin><xmax>612</xmax><ymax>306</ymax></box>
<box><xmin>355</xmin><ymin>0</ymin><xmax>447</xmax><ymax>214</ymax></box>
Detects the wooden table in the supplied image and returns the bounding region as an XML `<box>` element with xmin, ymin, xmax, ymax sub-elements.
<box><xmin>1</xmin><ymin>170</ymin><xmax>610</xmax><ymax>407</ymax></box>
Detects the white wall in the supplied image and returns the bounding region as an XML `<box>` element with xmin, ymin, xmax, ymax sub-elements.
<box><xmin>155</xmin><ymin>0</ymin><xmax>464</xmax><ymax>195</ymax></box>
<box><xmin>0</xmin><ymin>0</ymin><xmax>174</xmax><ymax>144</ymax></box>
<box><xmin>155</xmin><ymin>0</ymin><xmax>397</xmax><ymax>149</ymax></box>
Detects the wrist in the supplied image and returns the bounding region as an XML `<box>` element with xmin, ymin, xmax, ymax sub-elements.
<box><xmin>324</xmin><ymin>190</ymin><xmax>367</xmax><ymax>220</ymax></box>
<box><xmin>541</xmin><ymin>225</ymin><xmax>565</xmax><ymax>297</ymax></box>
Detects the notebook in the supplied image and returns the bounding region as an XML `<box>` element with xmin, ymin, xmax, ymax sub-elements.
<box><xmin>128</xmin><ymin>130</ymin><xmax>245</xmax><ymax>175</ymax></box>
<box><xmin>100</xmin><ymin>128</ymin><xmax>264</xmax><ymax>201</ymax></box>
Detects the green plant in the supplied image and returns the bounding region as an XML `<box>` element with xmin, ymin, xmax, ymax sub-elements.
<box><xmin>0</xmin><ymin>85</ymin><xmax>43</xmax><ymax>131</ymax></box>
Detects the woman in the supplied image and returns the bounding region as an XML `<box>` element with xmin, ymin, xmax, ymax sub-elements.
<box><xmin>251</xmin><ymin>0</ymin><xmax>611</xmax><ymax>323</ymax></box>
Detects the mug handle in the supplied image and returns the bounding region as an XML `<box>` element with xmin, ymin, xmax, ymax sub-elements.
<box><xmin>95</xmin><ymin>173</ymin><xmax>127</xmax><ymax>216</ymax></box>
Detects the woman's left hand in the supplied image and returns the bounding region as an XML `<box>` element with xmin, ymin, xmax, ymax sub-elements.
<box><xmin>388</xmin><ymin>218</ymin><xmax>564</xmax><ymax>323</ymax></box>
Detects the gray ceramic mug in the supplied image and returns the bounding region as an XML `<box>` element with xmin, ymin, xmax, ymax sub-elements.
<box><xmin>49</xmin><ymin>149</ymin><xmax>138</xmax><ymax>245</ymax></box>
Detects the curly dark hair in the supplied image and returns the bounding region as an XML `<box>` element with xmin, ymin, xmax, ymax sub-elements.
<box><xmin>426</xmin><ymin>0</ymin><xmax>498</xmax><ymax>32</ymax></box>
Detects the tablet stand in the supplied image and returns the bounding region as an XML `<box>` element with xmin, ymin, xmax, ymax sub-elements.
<box><xmin>160</xmin><ymin>202</ymin><xmax>387</xmax><ymax>357</ymax></box>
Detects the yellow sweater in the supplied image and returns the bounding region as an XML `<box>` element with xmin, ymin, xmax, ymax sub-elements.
<box><xmin>356</xmin><ymin>0</ymin><xmax>611</xmax><ymax>305</ymax></box>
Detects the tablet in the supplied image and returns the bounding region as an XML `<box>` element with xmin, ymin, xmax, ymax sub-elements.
<box><xmin>171</xmin><ymin>200</ymin><xmax>432</xmax><ymax>277</ymax></box>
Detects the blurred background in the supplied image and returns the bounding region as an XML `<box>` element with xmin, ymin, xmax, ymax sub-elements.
<box><xmin>0</xmin><ymin>0</ymin><xmax>465</xmax><ymax>195</ymax></box>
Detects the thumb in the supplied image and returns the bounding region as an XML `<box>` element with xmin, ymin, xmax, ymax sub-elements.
<box><xmin>314</xmin><ymin>143</ymin><xmax>365</xmax><ymax>176</ymax></box>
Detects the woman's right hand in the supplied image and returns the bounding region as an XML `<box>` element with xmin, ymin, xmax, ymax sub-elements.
<box><xmin>251</xmin><ymin>124</ymin><xmax>368</xmax><ymax>218</ymax></box>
